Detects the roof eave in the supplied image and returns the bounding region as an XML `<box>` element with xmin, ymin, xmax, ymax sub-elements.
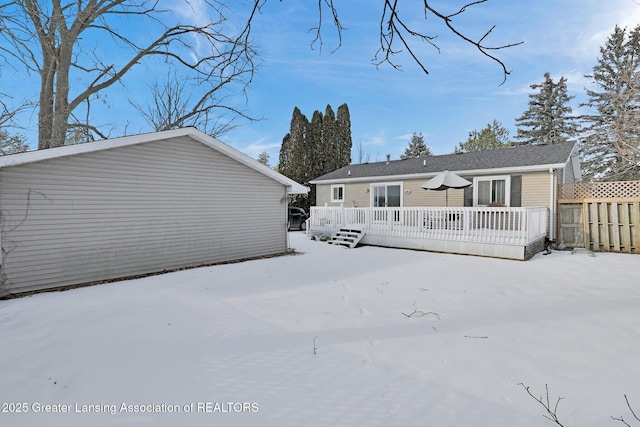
<box><xmin>309</xmin><ymin>163</ymin><xmax>570</xmax><ymax>185</ymax></box>
<box><xmin>0</xmin><ymin>127</ymin><xmax>309</xmax><ymax>193</ymax></box>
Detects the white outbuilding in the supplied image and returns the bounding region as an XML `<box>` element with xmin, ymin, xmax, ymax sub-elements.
<box><xmin>0</xmin><ymin>128</ymin><xmax>307</xmax><ymax>296</ymax></box>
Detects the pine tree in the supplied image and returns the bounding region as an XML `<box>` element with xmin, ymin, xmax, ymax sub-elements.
<box><xmin>400</xmin><ymin>132</ymin><xmax>432</xmax><ymax>159</ymax></box>
<box><xmin>580</xmin><ymin>25</ymin><xmax>640</xmax><ymax>181</ymax></box>
<box><xmin>454</xmin><ymin>120</ymin><xmax>511</xmax><ymax>153</ymax></box>
<box><xmin>257</xmin><ymin>151</ymin><xmax>270</xmax><ymax>167</ymax></box>
<box><xmin>515</xmin><ymin>73</ymin><xmax>578</xmax><ymax>145</ymax></box>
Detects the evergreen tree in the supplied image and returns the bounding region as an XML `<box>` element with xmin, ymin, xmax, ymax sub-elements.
<box><xmin>400</xmin><ymin>132</ymin><xmax>432</xmax><ymax>159</ymax></box>
<box><xmin>278</xmin><ymin>133</ymin><xmax>291</xmax><ymax>173</ymax></box>
<box><xmin>307</xmin><ymin>110</ymin><xmax>324</xmax><ymax>208</ymax></box>
<box><xmin>515</xmin><ymin>72</ymin><xmax>578</xmax><ymax>145</ymax></box>
<box><xmin>322</xmin><ymin>105</ymin><xmax>338</xmax><ymax>172</ymax></box>
<box><xmin>336</xmin><ymin>104</ymin><xmax>352</xmax><ymax>167</ymax></box>
<box><xmin>580</xmin><ymin>25</ymin><xmax>640</xmax><ymax>181</ymax></box>
<box><xmin>257</xmin><ymin>151</ymin><xmax>270</xmax><ymax>167</ymax></box>
<box><xmin>278</xmin><ymin>104</ymin><xmax>352</xmax><ymax>211</ymax></box>
<box><xmin>278</xmin><ymin>107</ymin><xmax>308</xmax><ymax>185</ymax></box>
<box><xmin>454</xmin><ymin>120</ymin><xmax>511</xmax><ymax>153</ymax></box>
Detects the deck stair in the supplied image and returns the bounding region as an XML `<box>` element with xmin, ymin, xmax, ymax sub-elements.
<box><xmin>329</xmin><ymin>228</ymin><xmax>366</xmax><ymax>248</ymax></box>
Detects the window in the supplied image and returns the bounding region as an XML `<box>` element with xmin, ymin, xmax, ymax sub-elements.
<box><xmin>331</xmin><ymin>184</ymin><xmax>345</xmax><ymax>203</ymax></box>
<box><xmin>473</xmin><ymin>176</ymin><xmax>510</xmax><ymax>206</ymax></box>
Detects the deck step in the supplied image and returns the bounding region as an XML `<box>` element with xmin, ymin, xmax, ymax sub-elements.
<box><xmin>328</xmin><ymin>228</ymin><xmax>366</xmax><ymax>249</ymax></box>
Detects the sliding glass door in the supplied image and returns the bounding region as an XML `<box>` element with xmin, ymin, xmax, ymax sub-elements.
<box><xmin>372</xmin><ymin>183</ymin><xmax>402</xmax><ymax>223</ymax></box>
<box><xmin>372</xmin><ymin>184</ymin><xmax>401</xmax><ymax>207</ymax></box>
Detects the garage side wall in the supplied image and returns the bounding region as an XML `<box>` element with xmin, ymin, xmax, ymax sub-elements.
<box><xmin>0</xmin><ymin>137</ymin><xmax>287</xmax><ymax>295</ymax></box>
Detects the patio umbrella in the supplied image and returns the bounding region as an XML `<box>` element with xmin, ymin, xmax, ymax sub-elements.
<box><xmin>421</xmin><ymin>171</ymin><xmax>472</xmax><ymax>206</ymax></box>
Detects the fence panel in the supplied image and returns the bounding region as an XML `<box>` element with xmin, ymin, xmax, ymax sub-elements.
<box><xmin>558</xmin><ymin>180</ymin><xmax>640</xmax><ymax>254</ymax></box>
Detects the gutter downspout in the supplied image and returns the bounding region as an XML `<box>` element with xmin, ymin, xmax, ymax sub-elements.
<box><xmin>549</xmin><ymin>168</ymin><xmax>556</xmax><ymax>241</ymax></box>
<box><xmin>285</xmin><ymin>187</ymin><xmax>291</xmax><ymax>250</ymax></box>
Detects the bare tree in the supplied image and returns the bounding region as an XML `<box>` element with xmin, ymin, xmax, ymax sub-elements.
<box><xmin>355</xmin><ymin>138</ymin><xmax>370</xmax><ymax>164</ymax></box>
<box><xmin>130</xmin><ymin>69</ymin><xmax>255</xmax><ymax>138</ymax></box>
<box><xmin>0</xmin><ymin>0</ymin><xmax>258</xmax><ymax>149</ymax></box>
<box><xmin>0</xmin><ymin>129</ymin><xmax>30</xmax><ymax>155</ymax></box>
<box><xmin>0</xmin><ymin>1</ymin><xmax>519</xmax><ymax>151</ymax></box>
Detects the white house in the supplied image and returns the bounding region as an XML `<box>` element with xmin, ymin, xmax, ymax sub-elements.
<box><xmin>0</xmin><ymin>128</ymin><xmax>307</xmax><ymax>296</ymax></box>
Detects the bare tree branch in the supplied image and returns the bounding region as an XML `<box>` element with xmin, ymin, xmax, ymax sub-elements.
<box><xmin>612</xmin><ymin>395</ymin><xmax>640</xmax><ymax>426</ymax></box>
<box><xmin>519</xmin><ymin>383</ymin><xmax>565</xmax><ymax>426</ymax></box>
<box><xmin>370</xmin><ymin>0</ymin><xmax>522</xmax><ymax>83</ymax></box>
<box><xmin>309</xmin><ymin>0</ymin><xmax>344</xmax><ymax>54</ymax></box>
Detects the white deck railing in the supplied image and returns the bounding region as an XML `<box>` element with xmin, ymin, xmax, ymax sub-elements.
<box><xmin>309</xmin><ymin>206</ymin><xmax>548</xmax><ymax>246</ymax></box>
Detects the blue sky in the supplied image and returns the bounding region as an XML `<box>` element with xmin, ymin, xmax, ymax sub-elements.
<box><xmin>221</xmin><ymin>0</ymin><xmax>640</xmax><ymax>164</ymax></box>
<box><xmin>3</xmin><ymin>0</ymin><xmax>640</xmax><ymax>165</ymax></box>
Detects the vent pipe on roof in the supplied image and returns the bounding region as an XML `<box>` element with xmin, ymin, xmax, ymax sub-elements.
<box><xmin>423</xmin><ymin>159</ymin><xmax>426</xmax><ymax>166</ymax></box>
<box><xmin>386</xmin><ymin>154</ymin><xmax>390</xmax><ymax>165</ymax></box>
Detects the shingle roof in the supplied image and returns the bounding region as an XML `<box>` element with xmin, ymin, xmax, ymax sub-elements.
<box><xmin>311</xmin><ymin>141</ymin><xmax>577</xmax><ymax>182</ymax></box>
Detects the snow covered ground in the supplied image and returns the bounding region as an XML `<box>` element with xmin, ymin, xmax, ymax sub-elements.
<box><xmin>1</xmin><ymin>232</ymin><xmax>639</xmax><ymax>427</ymax></box>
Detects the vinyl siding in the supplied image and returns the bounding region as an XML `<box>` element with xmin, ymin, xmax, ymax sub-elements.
<box><xmin>315</xmin><ymin>173</ymin><xmax>553</xmax><ymax>208</ymax></box>
<box><xmin>521</xmin><ymin>171</ymin><xmax>552</xmax><ymax>208</ymax></box>
<box><xmin>403</xmin><ymin>178</ymin><xmax>465</xmax><ymax>207</ymax></box>
<box><xmin>0</xmin><ymin>137</ymin><xmax>287</xmax><ymax>294</ymax></box>
<box><xmin>316</xmin><ymin>182</ymin><xmax>371</xmax><ymax>207</ymax></box>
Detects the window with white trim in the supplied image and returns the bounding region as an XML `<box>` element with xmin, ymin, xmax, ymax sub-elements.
<box><xmin>331</xmin><ymin>184</ymin><xmax>345</xmax><ymax>203</ymax></box>
<box><xmin>473</xmin><ymin>176</ymin><xmax>511</xmax><ymax>206</ymax></box>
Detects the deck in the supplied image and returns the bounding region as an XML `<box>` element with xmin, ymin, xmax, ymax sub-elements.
<box><xmin>308</xmin><ymin>206</ymin><xmax>549</xmax><ymax>260</ymax></box>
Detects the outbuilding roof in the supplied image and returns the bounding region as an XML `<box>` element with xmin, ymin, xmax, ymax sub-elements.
<box><xmin>310</xmin><ymin>140</ymin><xmax>578</xmax><ymax>183</ymax></box>
<box><xmin>0</xmin><ymin>127</ymin><xmax>308</xmax><ymax>194</ymax></box>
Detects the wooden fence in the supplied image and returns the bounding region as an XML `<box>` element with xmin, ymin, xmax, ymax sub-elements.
<box><xmin>558</xmin><ymin>181</ymin><xmax>640</xmax><ymax>253</ymax></box>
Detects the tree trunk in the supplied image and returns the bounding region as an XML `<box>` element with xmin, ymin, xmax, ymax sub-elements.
<box><xmin>38</xmin><ymin>51</ymin><xmax>56</xmax><ymax>150</ymax></box>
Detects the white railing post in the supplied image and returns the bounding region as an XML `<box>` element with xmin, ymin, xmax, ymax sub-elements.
<box><xmin>307</xmin><ymin>206</ymin><xmax>549</xmax><ymax>249</ymax></box>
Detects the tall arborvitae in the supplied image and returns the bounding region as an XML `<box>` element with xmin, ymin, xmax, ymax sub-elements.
<box><xmin>306</xmin><ymin>110</ymin><xmax>324</xmax><ymax>208</ymax></box>
<box><xmin>336</xmin><ymin>103</ymin><xmax>352</xmax><ymax>167</ymax></box>
<box><xmin>322</xmin><ymin>104</ymin><xmax>337</xmax><ymax>172</ymax></box>
<box><xmin>279</xmin><ymin>104</ymin><xmax>352</xmax><ymax>211</ymax></box>
<box><xmin>277</xmin><ymin>133</ymin><xmax>291</xmax><ymax>173</ymax></box>
<box><xmin>580</xmin><ymin>25</ymin><xmax>640</xmax><ymax>181</ymax></box>
<box><xmin>278</xmin><ymin>107</ymin><xmax>308</xmax><ymax>185</ymax></box>
<box><xmin>515</xmin><ymin>72</ymin><xmax>578</xmax><ymax>145</ymax></box>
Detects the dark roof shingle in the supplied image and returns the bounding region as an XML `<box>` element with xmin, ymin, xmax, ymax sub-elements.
<box><xmin>311</xmin><ymin>141</ymin><xmax>577</xmax><ymax>182</ymax></box>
